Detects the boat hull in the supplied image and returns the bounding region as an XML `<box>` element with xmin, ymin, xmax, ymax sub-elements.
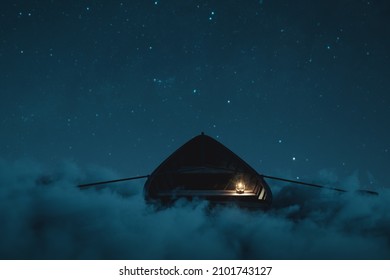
<box><xmin>144</xmin><ymin>133</ymin><xmax>272</xmax><ymax>209</ymax></box>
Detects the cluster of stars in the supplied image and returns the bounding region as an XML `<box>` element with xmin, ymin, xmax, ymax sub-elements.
<box><xmin>1</xmin><ymin>0</ymin><xmax>388</xmax><ymax>188</ymax></box>
<box><xmin>209</xmin><ymin>11</ymin><xmax>215</xmax><ymax>21</ymax></box>
<box><xmin>18</xmin><ymin>11</ymin><xmax>32</xmax><ymax>17</ymax></box>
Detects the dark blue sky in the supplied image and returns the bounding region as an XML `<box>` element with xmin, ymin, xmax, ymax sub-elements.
<box><xmin>1</xmin><ymin>0</ymin><xmax>389</xmax><ymax>188</ymax></box>
<box><xmin>2</xmin><ymin>0</ymin><xmax>390</xmax><ymax>260</ymax></box>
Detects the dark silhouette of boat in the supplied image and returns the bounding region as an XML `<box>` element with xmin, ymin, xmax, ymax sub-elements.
<box><xmin>78</xmin><ymin>133</ymin><xmax>378</xmax><ymax>207</ymax></box>
<box><xmin>144</xmin><ymin>132</ymin><xmax>272</xmax><ymax>208</ymax></box>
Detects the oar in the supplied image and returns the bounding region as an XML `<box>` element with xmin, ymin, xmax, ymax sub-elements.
<box><xmin>262</xmin><ymin>174</ymin><xmax>379</xmax><ymax>196</ymax></box>
<box><xmin>77</xmin><ymin>173</ymin><xmax>379</xmax><ymax>196</ymax></box>
<box><xmin>78</xmin><ymin>175</ymin><xmax>149</xmax><ymax>189</ymax></box>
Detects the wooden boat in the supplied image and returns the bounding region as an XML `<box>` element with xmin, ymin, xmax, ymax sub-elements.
<box><xmin>144</xmin><ymin>133</ymin><xmax>272</xmax><ymax>208</ymax></box>
<box><xmin>78</xmin><ymin>133</ymin><xmax>378</xmax><ymax>208</ymax></box>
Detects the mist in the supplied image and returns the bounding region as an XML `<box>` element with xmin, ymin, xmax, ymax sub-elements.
<box><xmin>0</xmin><ymin>158</ymin><xmax>389</xmax><ymax>259</ymax></box>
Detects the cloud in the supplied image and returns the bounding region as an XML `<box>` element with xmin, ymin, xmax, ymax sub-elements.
<box><xmin>0</xmin><ymin>158</ymin><xmax>389</xmax><ymax>259</ymax></box>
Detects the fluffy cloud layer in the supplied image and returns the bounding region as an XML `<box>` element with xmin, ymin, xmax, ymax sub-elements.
<box><xmin>0</xmin><ymin>158</ymin><xmax>388</xmax><ymax>259</ymax></box>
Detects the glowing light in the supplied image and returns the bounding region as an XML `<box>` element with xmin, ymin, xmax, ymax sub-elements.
<box><xmin>235</xmin><ymin>181</ymin><xmax>245</xmax><ymax>194</ymax></box>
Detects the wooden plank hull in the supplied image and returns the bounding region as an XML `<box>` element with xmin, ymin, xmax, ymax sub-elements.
<box><xmin>144</xmin><ymin>133</ymin><xmax>272</xmax><ymax>209</ymax></box>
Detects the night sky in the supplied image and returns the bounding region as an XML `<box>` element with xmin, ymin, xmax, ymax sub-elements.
<box><xmin>1</xmin><ymin>0</ymin><xmax>390</xmax><ymax>259</ymax></box>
